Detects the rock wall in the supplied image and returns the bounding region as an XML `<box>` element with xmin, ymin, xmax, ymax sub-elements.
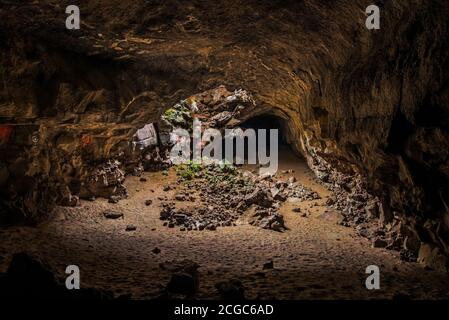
<box><xmin>1</xmin><ymin>1</ymin><xmax>448</xmax><ymax>266</ymax></box>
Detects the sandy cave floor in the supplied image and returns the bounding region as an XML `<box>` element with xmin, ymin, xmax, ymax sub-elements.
<box><xmin>1</xmin><ymin>148</ymin><xmax>449</xmax><ymax>300</ymax></box>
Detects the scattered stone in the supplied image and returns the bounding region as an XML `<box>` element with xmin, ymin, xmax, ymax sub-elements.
<box><xmin>139</xmin><ymin>177</ymin><xmax>147</xmax><ymax>182</ymax></box>
<box><xmin>108</xmin><ymin>195</ymin><xmax>121</xmax><ymax>204</ymax></box>
<box><xmin>263</xmin><ymin>261</ymin><xmax>274</xmax><ymax>270</ymax></box>
<box><xmin>125</xmin><ymin>225</ymin><xmax>137</xmax><ymax>231</ymax></box>
<box><xmin>326</xmin><ymin>197</ymin><xmax>336</xmax><ymax>206</ymax></box>
<box><xmin>249</xmin><ymin>207</ymin><xmax>286</xmax><ymax>232</ymax></box>
<box><xmin>103</xmin><ymin>210</ymin><xmax>124</xmax><ymax>219</ymax></box>
<box><xmin>132</xmin><ymin>164</ymin><xmax>144</xmax><ymax>177</ymax></box>
<box><xmin>152</xmin><ymin>247</ymin><xmax>161</xmax><ymax>254</ymax></box>
<box><xmin>175</xmin><ymin>194</ymin><xmax>186</xmax><ymax>201</ymax></box>
<box><xmin>159</xmin><ymin>164</ymin><xmax>317</xmax><ymax>232</ymax></box>
<box><xmin>145</xmin><ymin>199</ymin><xmax>153</xmax><ymax>206</ymax></box>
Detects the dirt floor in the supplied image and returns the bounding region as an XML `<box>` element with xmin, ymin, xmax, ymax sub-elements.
<box><xmin>1</xmin><ymin>147</ymin><xmax>449</xmax><ymax>299</ymax></box>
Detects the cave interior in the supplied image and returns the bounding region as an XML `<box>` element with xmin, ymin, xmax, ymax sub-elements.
<box><xmin>0</xmin><ymin>0</ymin><xmax>449</xmax><ymax>301</ymax></box>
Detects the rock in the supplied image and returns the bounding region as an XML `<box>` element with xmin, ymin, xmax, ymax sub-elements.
<box><xmin>325</xmin><ymin>197</ymin><xmax>336</xmax><ymax>206</ymax></box>
<box><xmin>250</xmin><ymin>208</ymin><xmax>286</xmax><ymax>232</ymax></box>
<box><xmin>145</xmin><ymin>199</ymin><xmax>153</xmax><ymax>206</ymax></box>
<box><xmin>417</xmin><ymin>243</ymin><xmax>449</xmax><ymax>272</ymax></box>
<box><xmin>175</xmin><ymin>194</ymin><xmax>186</xmax><ymax>201</ymax></box>
<box><xmin>166</xmin><ymin>273</ymin><xmax>196</xmax><ymax>295</ymax></box>
<box><xmin>103</xmin><ymin>210</ymin><xmax>124</xmax><ymax>219</ymax></box>
<box><xmin>132</xmin><ymin>164</ymin><xmax>144</xmax><ymax>177</ymax></box>
<box><xmin>365</xmin><ymin>201</ymin><xmax>379</xmax><ymax>219</ymax></box>
<box><xmin>139</xmin><ymin>177</ymin><xmax>147</xmax><ymax>182</ymax></box>
<box><xmin>152</xmin><ymin>247</ymin><xmax>161</xmax><ymax>254</ymax></box>
<box><xmin>244</xmin><ymin>189</ymin><xmax>274</xmax><ymax>208</ymax></box>
<box><xmin>125</xmin><ymin>225</ymin><xmax>137</xmax><ymax>231</ymax></box>
<box><xmin>62</xmin><ymin>194</ymin><xmax>80</xmax><ymax>207</ymax></box>
<box><xmin>263</xmin><ymin>261</ymin><xmax>274</xmax><ymax>270</ymax></box>
<box><xmin>0</xmin><ymin>252</ymin><xmax>112</xmax><ymax>299</ymax></box>
<box><xmin>372</xmin><ymin>238</ymin><xmax>388</xmax><ymax>248</ymax></box>
<box><xmin>215</xmin><ymin>279</ymin><xmax>245</xmax><ymax>300</ymax></box>
<box><xmin>164</xmin><ymin>260</ymin><xmax>199</xmax><ymax>296</ymax></box>
<box><xmin>163</xmin><ymin>185</ymin><xmax>171</xmax><ymax>192</ymax></box>
<box><xmin>80</xmin><ymin>160</ymin><xmax>127</xmax><ymax>200</ymax></box>
<box><xmin>108</xmin><ymin>195</ymin><xmax>121</xmax><ymax>204</ymax></box>
<box><xmin>292</xmin><ymin>207</ymin><xmax>301</xmax><ymax>213</ymax></box>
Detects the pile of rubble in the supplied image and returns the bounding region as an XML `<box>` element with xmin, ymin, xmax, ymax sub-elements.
<box><xmin>308</xmin><ymin>152</ymin><xmax>419</xmax><ymax>261</ymax></box>
<box><xmin>159</xmin><ymin>86</ymin><xmax>256</xmax><ymax>134</ymax></box>
<box><xmin>159</xmin><ymin>163</ymin><xmax>319</xmax><ymax>232</ymax></box>
<box><xmin>79</xmin><ymin>160</ymin><xmax>128</xmax><ymax>202</ymax></box>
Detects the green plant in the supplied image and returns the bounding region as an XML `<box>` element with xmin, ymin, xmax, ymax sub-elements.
<box><xmin>175</xmin><ymin>161</ymin><xmax>203</xmax><ymax>180</ymax></box>
<box><xmin>162</xmin><ymin>102</ymin><xmax>192</xmax><ymax>127</ymax></box>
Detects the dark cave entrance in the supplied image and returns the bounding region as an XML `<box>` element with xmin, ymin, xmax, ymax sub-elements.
<box><xmin>239</xmin><ymin>114</ymin><xmax>289</xmax><ymax>146</ymax></box>
<box><xmin>225</xmin><ymin>113</ymin><xmax>303</xmax><ymax>169</ymax></box>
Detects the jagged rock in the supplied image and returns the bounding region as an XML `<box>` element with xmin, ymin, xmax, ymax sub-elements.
<box><xmin>417</xmin><ymin>243</ymin><xmax>449</xmax><ymax>272</ymax></box>
<box><xmin>251</xmin><ymin>207</ymin><xmax>286</xmax><ymax>232</ymax></box>
<box><xmin>243</xmin><ymin>189</ymin><xmax>274</xmax><ymax>209</ymax></box>
<box><xmin>80</xmin><ymin>160</ymin><xmax>127</xmax><ymax>200</ymax></box>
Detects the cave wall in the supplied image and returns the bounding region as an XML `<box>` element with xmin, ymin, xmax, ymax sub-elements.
<box><xmin>1</xmin><ymin>0</ymin><xmax>449</xmax><ymax>260</ymax></box>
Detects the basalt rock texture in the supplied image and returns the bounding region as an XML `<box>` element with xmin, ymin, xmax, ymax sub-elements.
<box><xmin>1</xmin><ymin>1</ymin><xmax>449</xmax><ymax>267</ymax></box>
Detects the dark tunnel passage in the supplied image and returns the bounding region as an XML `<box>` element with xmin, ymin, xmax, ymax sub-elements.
<box><xmin>239</xmin><ymin>114</ymin><xmax>289</xmax><ymax>146</ymax></box>
<box><xmin>234</xmin><ymin>113</ymin><xmax>300</xmax><ymax>166</ymax></box>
